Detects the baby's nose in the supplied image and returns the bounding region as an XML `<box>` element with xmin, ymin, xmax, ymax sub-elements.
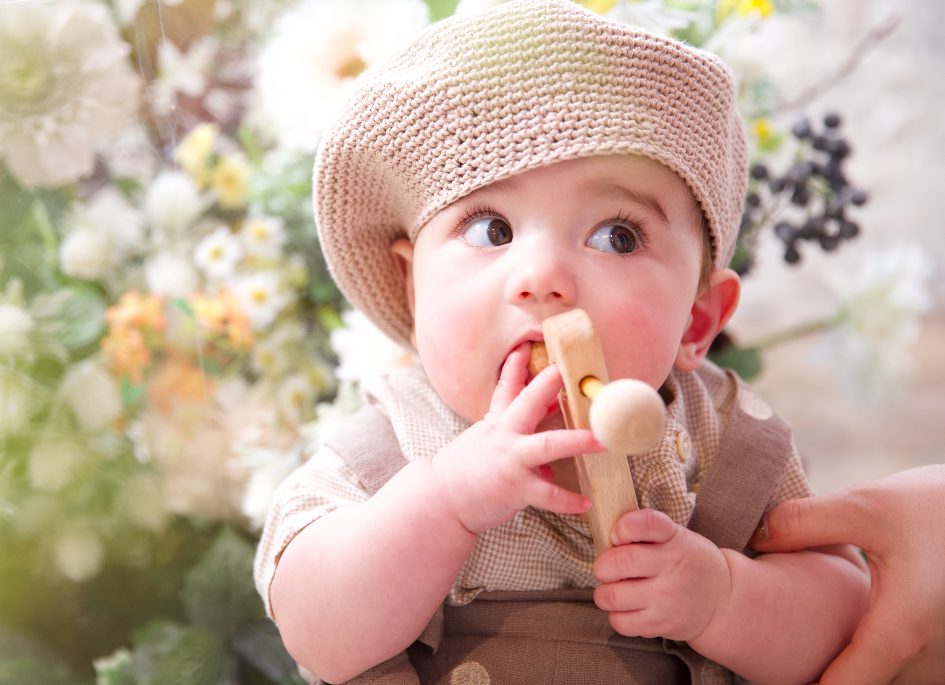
<box><xmin>504</xmin><ymin>246</ymin><xmax>576</xmax><ymax>306</ymax></box>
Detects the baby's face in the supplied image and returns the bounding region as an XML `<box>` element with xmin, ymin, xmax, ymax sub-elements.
<box><xmin>397</xmin><ymin>154</ymin><xmax>707</xmax><ymax>424</ymax></box>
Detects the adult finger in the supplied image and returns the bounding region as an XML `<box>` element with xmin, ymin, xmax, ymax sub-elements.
<box><xmin>610</xmin><ymin>508</ymin><xmax>678</xmax><ymax>546</ymax></box>
<box><xmin>751</xmin><ymin>490</ymin><xmax>876</xmax><ymax>553</ymax></box>
<box><xmin>488</xmin><ymin>342</ymin><xmax>530</xmax><ymax>416</ymax></box>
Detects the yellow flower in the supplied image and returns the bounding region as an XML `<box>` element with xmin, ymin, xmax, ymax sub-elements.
<box><xmin>211</xmin><ymin>153</ymin><xmax>251</xmax><ymax>209</ymax></box>
<box><xmin>174</xmin><ymin>122</ymin><xmax>219</xmax><ymax>186</ymax></box>
<box><xmin>717</xmin><ymin>0</ymin><xmax>774</xmax><ymax>21</ymax></box>
<box><xmin>190</xmin><ymin>292</ymin><xmax>229</xmax><ymax>335</ymax></box>
<box><xmin>577</xmin><ymin>0</ymin><xmax>616</xmax><ymax>14</ymax></box>
<box><xmin>189</xmin><ymin>290</ymin><xmax>255</xmax><ymax>349</ymax></box>
<box><xmin>752</xmin><ymin>117</ymin><xmax>775</xmax><ymax>145</ymax></box>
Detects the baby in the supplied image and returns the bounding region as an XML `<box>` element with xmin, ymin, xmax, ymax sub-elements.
<box><xmin>255</xmin><ymin>2</ymin><xmax>869</xmax><ymax>683</ymax></box>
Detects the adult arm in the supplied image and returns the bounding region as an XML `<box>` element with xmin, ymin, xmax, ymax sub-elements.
<box><xmin>595</xmin><ymin>508</ymin><xmax>869</xmax><ymax>685</ymax></box>
<box><xmin>751</xmin><ymin>464</ymin><xmax>945</xmax><ymax>685</ymax></box>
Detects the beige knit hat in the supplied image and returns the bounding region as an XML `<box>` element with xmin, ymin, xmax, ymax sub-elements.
<box><xmin>314</xmin><ymin>0</ymin><xmax>748</xmax><ymax>347</ymax></box>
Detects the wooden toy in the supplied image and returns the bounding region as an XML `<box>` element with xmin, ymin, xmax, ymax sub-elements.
<box><xmin>531</xmin><ymin>309</ymin><xmax>666</xmax><ymax>554</ymax></box>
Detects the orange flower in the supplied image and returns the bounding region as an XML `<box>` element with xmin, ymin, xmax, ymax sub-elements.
<box><xmin>190</xmin><ymin>290</ymin><xmax>255</xmax><ymax>349</ymax></box>
<box><xmin>106</xmin><ymin>291</ymin><xmax>165</xmax><ymax>333</ymax></box>
<box><xmin>101</xmin><ymin>327</ymin><xmax>152</xmax><ymax>383</ymax></box>
<box><xmin>146</xmin><ymin>357</ymin><xmax>212</xmax><ymax>412</ymax></box>
<box><xmin>190</xmin><ymin>293</ymin><xmax>228</xmax><ymax>335</ymax></box>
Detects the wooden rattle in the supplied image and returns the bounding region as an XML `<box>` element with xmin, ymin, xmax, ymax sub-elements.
<box><xmin>530</xmin><ymin>309</ymin><xmax>666</xmax><ymax>554</ymax></box>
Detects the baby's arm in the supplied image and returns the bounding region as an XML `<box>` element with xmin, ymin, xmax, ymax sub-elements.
<box><xmin>594</xmin><ymin>508</ymin><xmax>869</xmax><ymax>685</ymax></box>
<box><xmin>271</xmin><ymin>344</ymin><xmax>604</xmax><ymax>683</ymax></box>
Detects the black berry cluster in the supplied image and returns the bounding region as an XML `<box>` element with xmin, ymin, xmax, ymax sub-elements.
<box><xmin>735</xmin><ymin>113</ymin><xmax>868</xmax><ymax>274</ymax></box>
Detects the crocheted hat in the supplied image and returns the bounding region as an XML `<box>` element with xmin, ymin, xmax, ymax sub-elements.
<box><xmin>314</xmin><ymin>0</ymin><xmax>748</xmax><ymax>346</ymax></box>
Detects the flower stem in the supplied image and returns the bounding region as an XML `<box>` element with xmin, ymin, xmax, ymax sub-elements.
<box><xmin>750</xmin><ymin>317</ymin><xmax>836</xmax><ymax>351</ymax></box>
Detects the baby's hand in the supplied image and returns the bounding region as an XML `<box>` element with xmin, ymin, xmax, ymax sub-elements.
<box><xmin>432</xmin><ymin>342</ymin><xmax>604</xmax><ymax>534</ymax></box>
<box><xmin>593</xmin><ymin>508</ymin><xmax>732</xmax><ymax>642</ymax></box>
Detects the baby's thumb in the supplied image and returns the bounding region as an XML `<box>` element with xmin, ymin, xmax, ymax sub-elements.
<box><xmin>751</xmin><ymin>493</ymin><xmax>866</xmax><ymax>552</ymax></box>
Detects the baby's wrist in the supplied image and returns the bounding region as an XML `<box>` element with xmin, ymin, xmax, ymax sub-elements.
<box><xmin>427</xmin><ymin>454</ymin><xmax>481</xmax><ymax>537</ymax></box>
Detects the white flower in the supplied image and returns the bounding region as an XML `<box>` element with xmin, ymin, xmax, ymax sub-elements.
<box><xmin>277</xmin><ymin>372</ymin><xmax>318</xmax><ymax>425</ymax></box>
<box><xmin>453</xmin><ymin>0</ymin><xmax>507</xmax><ymax>15</ymax></box>
<box><xmin>241</xmin><ymin>216</ymin><xmax>287</xmax><ymax>260</ymax></box>
<box><xmin>59</xmin><ymin>228</ymin><xmax>112</xmax><ymax>281</ymax></box>
<box><xmin>253</xmin><ymin>0</ymin><xmax>429</xmax><ymax>153</ymax></box>
<box><xmin>239</xmin><ymin>442</ymin><xmax>304</xmax><ymax>529</ymax></box>
<box><xmin>59</xmin><ymin>360</ymin><xmax>122</xmax><ymax>431</ymax></box>
<box><xmin>817</xmin><ymin>244</ymin><xmax>935</xmax><ymax>403</ymax></box>
<box><xmin>194</xmin><ymin>225</ymin><xmax>244</xmax><ymax>280</ymax></box>
<box><xmin>28</xmin><ymin>436</ymin><xmax>85</xmax><ymax>492</ymax></box>
<box><xmin>330</xmin><ymin>308</ymin><xmax>414</xmax><ymax>386</ymax></box>
<box><xmin>144</xmin><ymin>171</ymin><xmax>205</xmax><ymax>246</ymax></box>
<box><xmin>0</xmin><ymin>303</ymin><xmax>34</xmax><ymax>361</ymax></box>
<box><xmin>251</xmin><ymin>322</ymin><xmax>304</xmax><ymax>378</ymax></box>
<box><xmin>232</xmin><ymin>271</ymin><xmax>289</xmax><ymax>330</ymax></box>
<box><xmin>149</xmin><ymin>36</ymin><xmax>217</xmax><ymax>115</ymax></box>
<box><xmin>144</xmin><ymin>251</ymin><xmax>200</xmax><ymax>297</ymax></box>
<box><xmin>101</xmin><ymin>124</ymin><xmax>158</xmax><ymax>183</ymax></box>
<box><xmin>604</xmin><ymin>0</ymin><xmax>698</xmax><ymax>36</ymax></box>
<box><xmin>0</xmin><ymin>1</ymin><xmax>140</xmax><ymax>188</ymax></box>
<box><xmin>0</xmin><ymin>369</ymin><xmax>35</xmax><ymax>440</ymax></box>
<box><xmin>53</xmin><ymin>527</ymin><xmax>104</xmax><ymax>582</ymax></box>
<box><xmin>69</xmin><ymin>187</ymin><xmax>146</xmax><ymax>263</ymax></box>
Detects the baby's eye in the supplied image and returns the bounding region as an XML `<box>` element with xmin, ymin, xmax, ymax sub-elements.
<box><xmin>586</xmin><ymin>222</ymin><xmax>643</xmax><ymax>254</ymax></box>
<box><xmin>462</xmin><ymin>216</ymin><xmax>513</xmax><ymax>247</ymax></box>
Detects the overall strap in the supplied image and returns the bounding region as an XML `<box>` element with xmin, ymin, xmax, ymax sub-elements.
<box><xmin>686</xmin><ymin>385</ymin><xmax>793</xmax><ymax>552</ymax></box>
<box><xmin>324</xmin><ymin>403</ymin><xmax>408</xmax><ymax>496</ymax></box>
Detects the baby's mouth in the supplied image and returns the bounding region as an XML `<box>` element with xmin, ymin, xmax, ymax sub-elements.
<box><xmin>526</xmin><ymin>340</ymin><xmax>549</xmax><ymax>384</ymax></box>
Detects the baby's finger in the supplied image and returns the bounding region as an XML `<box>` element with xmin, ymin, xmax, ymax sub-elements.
<box><xmin>500</xmin><ymin>361</ymin><xmax>563</xmax><ymax>432</ymax></box>
<box><xmin>523</xmin><ymin>477</ymin><xmax>590</xmax><ymax>516</ymax></box>
<box><xmin>518</xmin><ymin>428</ymin><xmax>604</xmax><ymax>467</ymax></box>
<box><xmin>593</xmin><ymin>578</ymin><xmax>650</xmax><ymax>612</ymax></box>
<box><xmin>593</xmin><ymin>544</ymin><xmax>662</xmax><ymax>584</ymax></box>
<box><xmin>488</xmin><ymin>342</ymin><xmax>530</xmax><ymax>416</ymax></box>
<box><xmin>610</xmin><ymin>508</ymin><xmax>678</xmax><ymax>546</ymax></box>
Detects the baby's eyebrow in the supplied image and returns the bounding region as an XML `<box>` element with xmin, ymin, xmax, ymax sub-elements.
<box><xmin>590</xmin><ymin>183</ymin><xmax>668</xmax><ymax>224</ymax></box>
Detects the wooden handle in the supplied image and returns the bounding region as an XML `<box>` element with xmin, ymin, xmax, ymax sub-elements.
<box><xmin>540</xmin><ymin>309</ymin><xmax>639</xmax><ymax>555</ymax></box>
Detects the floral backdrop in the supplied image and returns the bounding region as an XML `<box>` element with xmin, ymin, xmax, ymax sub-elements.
<box><xmin>0</xmin><ymin>0</ymin><xmax>934</xmax><ymax>683</ymax></box>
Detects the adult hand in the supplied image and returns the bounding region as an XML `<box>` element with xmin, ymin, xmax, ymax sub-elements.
<box><xmin>751</xmin><ymin>465</ymin><xmax>945</xmax><ymax>685</ymax></box>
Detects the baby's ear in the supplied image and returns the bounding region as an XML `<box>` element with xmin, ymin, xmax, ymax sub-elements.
<box><xmin>674</xmin><ymin>268</ymin><xmax>741</xmax><ymax>372</ymax></box>
<box><xmin>390</xmin><ymin>237</ymin><xmax>416</xmax><ymax>320</ymax></box>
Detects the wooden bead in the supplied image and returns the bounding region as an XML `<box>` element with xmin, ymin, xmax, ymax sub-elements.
<box><xmin>588</xmin><ymin>378</ymin><xmax>665</xmax><ymax>455</ymax></box>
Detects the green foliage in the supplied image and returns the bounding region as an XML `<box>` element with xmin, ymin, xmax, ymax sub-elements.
<box><xmin>181</xmin><ymin>528</ymin><xmax>263</xmax><ymax>637</ymax></box>
<box><xmin>709</xmin><ymin>344</ymin><xmax>763</xmax><ymax>381</ymax></box>
<box><xmin>422</xmin><ymin>0</ymin><xmax>460</xmax><ymax>22</ymax></box>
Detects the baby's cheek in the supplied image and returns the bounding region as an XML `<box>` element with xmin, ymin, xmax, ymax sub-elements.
<box><xmin>415</xmin><ymin>314</ymin><xmax>492</xmax><ymax>422</ymax></box>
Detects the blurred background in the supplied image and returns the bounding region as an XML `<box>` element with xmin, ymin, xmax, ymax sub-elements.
<box><xmin>0</xmin><ymin>0</ymin><xmax>941</xmax><ymax>683</ymax></box>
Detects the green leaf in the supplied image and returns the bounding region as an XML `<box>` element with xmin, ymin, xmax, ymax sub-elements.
<box><xmin>147</xmin><ymin>625</ymin><xmax>228</xmax><ymax>685</ymax></box>
<box><xmin>423</xmin><ymin>0</ymin><xmax>460</xmax><ymax>21</ymax></box>
<box><xmin>0</xmin><ymin>626</ymin><xmax>82</xmax><ymax>685</ymax></box>
<box><xmin>709</xmin><ymin>344</ymin><xmax>763</xmax><ymax>381</ymax></box>
<box><xmin>56</xmin><ymin>286</ymin><xmax>108</xmax><ymax>350</ymax></box>
<box><xmin>232</xmin><ymin>621</ymin><xmax>300</xmax><ymax>683</ymax></box>
<box><xmin>94</xmin><ymin>648</ymin><xmax>135</xmax><ymax>685</ymax></box>
<box><xmin>0</xmin><ymin>658</ymin><xmax>82</xmax><ymax>685</ymax></box>
<box><xmin>181</xmin><ymin>528</ymin><xmax>262</xmax><ymax>637</ymax></box>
